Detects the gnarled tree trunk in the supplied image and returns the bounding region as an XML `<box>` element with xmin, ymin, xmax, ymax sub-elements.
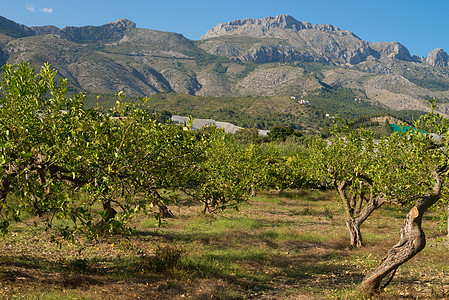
<box><xmin>158</xmin><ymin>203</ymin><xmax>174</xmax><ymax>218</ymax></box>
<box><xmin>360</xmin><ymin>168</ymin><xmax>445</xmax><ymax>293</ymax></box>
<box><xmin>346</xmin><ymin>195</ymin><xmax>386</xmax><ymax>248</ymax></box>
<box><xmin>337</xmin><ymin>177</ymin><xmax>386</xmax><ymax>248</ymax></box>
<box><xmin>151</xmin><ymin>188</ymin><xmax>174</xmax><ymax>218</ymax></box>
<box><xmin>202</xmin><ymin>200</ymin><xmax>209</xmax><ymax>214</ymax></box>
<box><xmin>346</xmin><ymin>218</ymin><xmax>363</xmax><ymax>248</ymax></box>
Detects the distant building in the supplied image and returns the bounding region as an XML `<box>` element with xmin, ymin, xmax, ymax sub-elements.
<box><xmin>171</xmin><ymin>115</ymin><xmax>268</xmax><ymax>135</ymax></box>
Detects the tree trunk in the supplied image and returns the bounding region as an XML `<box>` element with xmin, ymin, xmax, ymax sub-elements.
<box><xmin>360</xmin><ymin>206</ymin><xmax>426</xmax><ymax>292</ymax></box>
<box><xmin>360</xmin><ymin>168</ymin><xmax>444</xmax><ymax>294</ymax></box>
<box><xmin>0</xmin><ymin>177</ymin><xmax>11</xmax><ymax>202</ymax></box>
<box><xmin>158</xmin><ymin>203</ymin><xmax>174</xmax><ymax>218</ymax></box>
<box><xmin>148</xmin><ymin>187</ymin><xmax>175</xmax><ymax>218</ymax></box>
<box><xmin>202</xmin><ymin>200</ymin><xmax>209</xmax><ymax>214</ymax></box>
<box><xmin>249</xmin><ymin>184</ymin><xmax>256</xmax><ymax>197</ymax></box>
<box><xmin>346</xmin><ymin>218</ymin><xmax>363</xmax><ymax>248</ymax></box>
<box><xmin>102</xmin><ymin>201</ymin><xmax>117</xmax><ymax>222</ymax></box>
<box><xmin>447</xmin><ymin>204</ymin><xmax>449</xmax><ymax>239</ymax></box>
<box><xmin>347</xmin><ymin>195</ymin><xmax>386</xmax><ymax>248</ymax></box>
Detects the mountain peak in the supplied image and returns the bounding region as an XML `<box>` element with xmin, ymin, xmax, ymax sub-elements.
<box><xmin>201</xmin><ymin>14</ymin><xmax>355</xmax><ymax>40</ymax></box>
<box><xmin>58</xmin><ymin>18</ymin><xmax>136</xmax><ymax>43</ymax></box>
<box><xmin>225</xmin><ymin>14</ymin><xmax>301</xmax><ymax>30</ymax></box>
<box><xmin>426</xmin><ymin>48</ymin><xmax>448</xmax><ymax>67</ymax></box>
<box><xmin>106</xmin><ymin>18</ymin><xmax>136</xmax><ymax>30</ymax></box>
<box><xmin>0</xmin><ymin>15</ymin><xmax>34</xmax><ymax>38</ymax></box>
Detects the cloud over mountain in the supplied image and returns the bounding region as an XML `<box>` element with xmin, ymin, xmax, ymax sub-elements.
<box><xmin>25</xmin><ymin>4</ymin><xmax>53</xmax><ymax>13</ymax></box>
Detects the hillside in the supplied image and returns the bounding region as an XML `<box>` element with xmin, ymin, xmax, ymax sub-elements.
<box><xmin>1</xmin><ymin>14</ymin><xmax>449</xmax><ymax>117</ymax></box>
<box><xmin>83</xmin><ymin>90</ymin><xmax>423</xmax><ymax>135</ymax></box>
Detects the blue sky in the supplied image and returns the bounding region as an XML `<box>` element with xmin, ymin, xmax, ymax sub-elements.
<box><xmin>1</xmin><ymin>0</ymin><xmax>448</xmax><ymax>57</ymax></box>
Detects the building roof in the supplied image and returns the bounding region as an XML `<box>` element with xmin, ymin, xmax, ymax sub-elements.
<box><xmin>171</xmin><ymin>115</ymin><xmax>268</xmax><ymax>135</ymax></box>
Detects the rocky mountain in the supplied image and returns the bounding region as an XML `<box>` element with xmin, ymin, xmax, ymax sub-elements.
<box><xmin>426</xmin><ymin>48</ymin><xmax>449</xmax><ymax>67</ymax></box>
<box><xmin>0</xmin><ymin>16</ymin><xmax>135</xmax><ymax>42</ymax></box>
<box><xmin>1</xmin><ymin>14</ymin><xmax>449</xmax><ymax>115</ymax></box>
<box><xmin>199</xmin><ymin>15</ymin><xmax>418</xmax><ymax>65</ymax></box>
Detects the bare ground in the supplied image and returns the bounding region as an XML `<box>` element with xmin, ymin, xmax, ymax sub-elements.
<box><xmin>1</xmin><ymin>190</ymin><xmax>449</xmax><ymax>299</ymax></box>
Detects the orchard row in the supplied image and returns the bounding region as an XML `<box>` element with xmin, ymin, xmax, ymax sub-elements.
<box><xmin>1</xmin><ymin>63</ymin><xmax>449</xmax><ymax>294</ymax></box>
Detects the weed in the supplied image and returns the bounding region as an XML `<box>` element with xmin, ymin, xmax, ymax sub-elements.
<box><xmin>150</xmin><ymin>245</ymin><xmax>184</xmax><ymax>272</ymax></box>
<box><xmin>67</xmin><ymin>258</ymin><xmax>91</xmax><ymax>273</ymax></box>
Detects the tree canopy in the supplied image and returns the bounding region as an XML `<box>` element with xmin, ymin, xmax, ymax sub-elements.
<box><xmin>0</xmin><ymin>63</ymin><xmax>268</xmax><ymax>239</ymax></box>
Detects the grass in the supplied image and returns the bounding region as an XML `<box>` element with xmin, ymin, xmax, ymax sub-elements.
<box><xmin>1</xmin><ymin>189</ymin><xmax>449</xmax><ymax>299</ymax></box>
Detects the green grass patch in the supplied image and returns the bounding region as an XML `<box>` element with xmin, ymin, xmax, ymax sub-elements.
<box><xmin>1</xmin><ymin>189</ymin><xmax>448</xmax><ymax>299</ymax></box>
<box><xmin>186</xmin><ymin>216</ymin><xmax>264</xmax><ymax>234</ymax></box>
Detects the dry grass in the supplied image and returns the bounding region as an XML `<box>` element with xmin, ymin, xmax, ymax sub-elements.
<box><xmin>1</xmin><ymin>189</ymin><xmax>449</xmax><ymax>299</ymax></box>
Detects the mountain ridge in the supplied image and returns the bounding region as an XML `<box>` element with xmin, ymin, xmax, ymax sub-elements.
<box><xmin>200</xmin><ymin>14</ymin><xmax>420</xmax><ymax>65</ymax></box>
<box><xmin>202</xmin><ymin>15</ymin><xmax>358</xmax><ymax>39</ymax></box>
<box><xmin>0</xmin><ymin>15</ymin><xmax>136</xmax><ymax>43</ymax></box>
<box><xmin>1</xmin><ymin>14</ymin><xmax>449</xmax><ymax>116</ymax></box>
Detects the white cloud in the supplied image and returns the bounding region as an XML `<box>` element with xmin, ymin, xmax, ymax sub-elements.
<box><xmin>25</xmin><ymin>4</ymin><xmax>36</xmax><ymax>12</ymax></box>
<box><xmin>26</xmin><ymin>4</ymin><xmax>54</xmax><ymax>13</ymax></box>
<box><xmin>39</xmin><ymin>8</ymin><xmax>54</xmax><ymax>13</ymax></box>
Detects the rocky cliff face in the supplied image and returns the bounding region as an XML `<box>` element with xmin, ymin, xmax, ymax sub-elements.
<box><xmin>201</xmin><ymin>14</ymin><xmax>356</xmax><ymax>39</ymax></box>
<box><xmin>370</xmin><ymin>42</ymin><xmax>413</xmax><ymax>61</ymax></box>
<box><xmin>200</xmin><ymin>15</ymin><xmax>418</xmax><ymax>66</ymax></box>
<box><xmin>426</xmin><ymin>48</ymin><xmax>449</xmax><ymax>67</ymax></box>
<box><xmin>200</xmin><ymin>15</ymin><xmax>372</xmax><ymax>65</ymax></box>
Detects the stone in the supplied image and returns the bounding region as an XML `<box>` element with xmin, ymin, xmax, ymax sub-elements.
<box><xmin>426</xmin><ymin>48</ymin><xmax>449</xmax><ymax>67</ymax></box>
